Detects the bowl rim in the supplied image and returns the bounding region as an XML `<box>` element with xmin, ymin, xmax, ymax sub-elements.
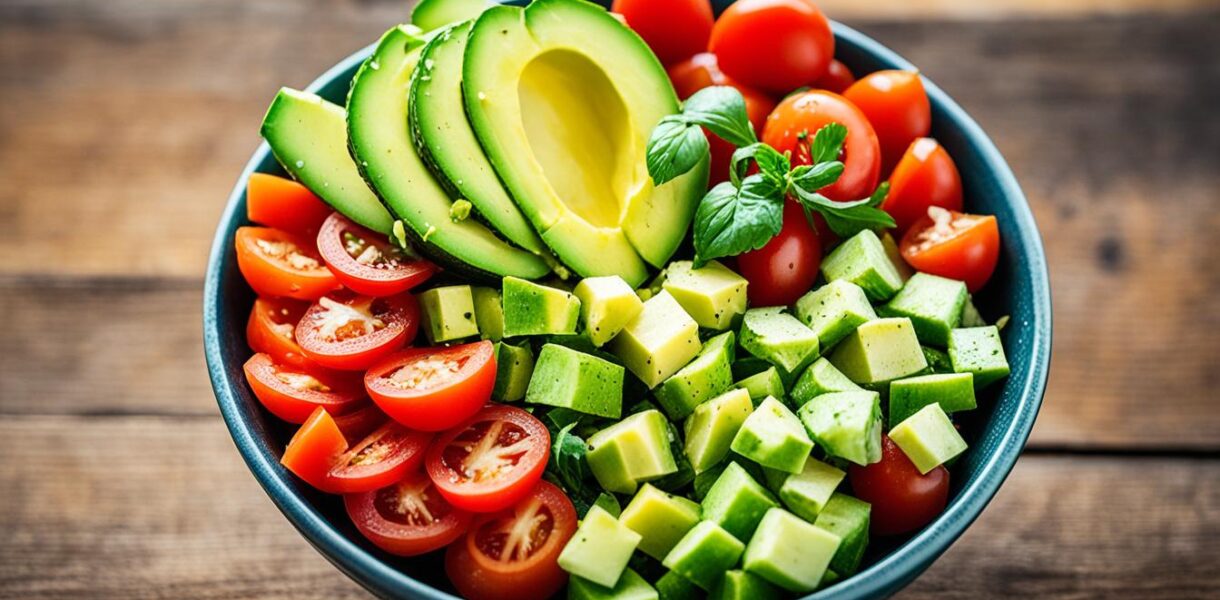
<box><xmin>204</xmin><ymin>20</ymin><xmax>1051</xmax><ymax>600</ymax></box>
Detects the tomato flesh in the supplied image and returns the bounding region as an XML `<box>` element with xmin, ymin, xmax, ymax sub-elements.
<box><xmin>246</xmin><ymin>173</ymin><xmax>333</xmax><ymax>235</ymax></box>
<box><xmin>844</xmin><ymin>70</ymin><xmax>932</xmax><ymax>173</ymax></box>
<box><xmin>710</xmin><ymin>0</ymin><xmax>835</xmax><ymax>94</ymax></box>
<box><xmin>762</xmin><ymin>90</ymin><xmax>881</xmax><ymax>201</ymax></box>
<box><xmin>849</xmin><ymin>434</ymin><xmax>950</xmax><ymax>536</ymax></box>
<box><xmin>882</xmin><ymin>138</ymin><xmax>963</xmax><ymax>234</ymax></box>
<box><xmin>736</xmin><ymin>200</ymin><xmax>821</xmax><ymax>307</ymax></box>
<box><xmin>425</xmin><ymin>405</ymin><xmax>549</xmax><ymax>513</ymax></box>
<box><xmin>345</xmin><ymin>470</ymin><xmax>472</xmax><ymax>556</ymax></box>
<box><xmin>611</xmin><ymin>0</ymin><xmax>713</xmax><ymax>66</ymax></box>
<box><xmin>332</xmin><ymin>404</ymin><xmax>387</xmax><ymax>445</ymax></box>
<box><xmin>295</xmin><ymin>290</ymin><xmax>419</xmax><ymax>371</ymax></box>
<box><xmin>900</xmin><ymin>207</ymin><xmax>1000</xmax><ymax>293</ymax></box>
<box><xmin>243</xmin><ymin>353</ymin><xmax>365</xmax><ymax>424</ymax></box>
<box><xmin>364</xmin><ymin>341</ymin><xmax>497</xmax><ymax>432</ymax></box>
<box><xmin>246</xmin><ymin>297</ymin><xmax>315</xmax><ymax>370</ymax></box>
<box><xmin>445</xmin><ymin>481</ymin><xmax>577</xmax><ymax>600</ymax></box>
<box><xmin>281</xmin><ymin>407</ymin><xmax>348</xmax><ymax>491</ymax></box>
<box><xmin>235</xmin><ymin>227</ymin><xmax>339</xmax><ymax>300</ymax></box>
<box><xmin>316</xmin><ymin>212</ymin><xmax>437</xmax><ymax>297</ymax></box>
<box><xmin>324</xmin><ymin>422</ymin><xmax>433</xmax><ymax>494</ymax></box>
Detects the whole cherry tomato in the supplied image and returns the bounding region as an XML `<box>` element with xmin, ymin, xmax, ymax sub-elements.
<box><xmin>883</xmin><ymin>138</ymin><xmax>963</xmax><ymax>233</ymax></box>
<box><xmin>612</xmin><ymin>0</ymin><xmax>713</xmax><ymax>66</ymax></box>
<box><xmin>812</xmin><ymin>58</ymin><xmax>857</xmax><ymax>94</ymax></box>
<box><xmin>736</xmin><ymin>200</ymin><xmax>821</xmax><ymax>307</ymax></box>
<box><xmin>844</xmin><ymin>70</ymin><xmax>932</xmax><ymax>172</ymax></box>
<box><xmin>762</xmin><ymin>90</ymin><xmax>880</xmax><ymax>201</ymax></box>
<box><xmin>849</xmin><ymin>434</ymin><xmax>950</xmax><ymax>536</ymax></box>
<box><xmin>709</xmin><ymin>0</ymin><xmax>835</xmax><ymax>94</ymax></box>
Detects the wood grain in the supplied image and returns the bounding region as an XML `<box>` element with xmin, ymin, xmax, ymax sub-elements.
<box><xmin>0</xmin><ymin>416</ymin><xmax>1216</xmax><ymax>599</ymax></box>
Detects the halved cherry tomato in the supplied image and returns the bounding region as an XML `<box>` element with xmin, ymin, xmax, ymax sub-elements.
<box><xmin>849</xmin><ymin>434</ymin><xmax>950</xmax><ymax>536</ymax></box>
<box><xmin>246</xmin><ymin>297</ymin><xmax>314</xmax><ymax>369</ymax></box>
<box><xmin>295</xmin><ymin>290</ymin><xmax>419</xmax><ymax>371</ymax></box>
<box><xmin>333</xmin><ymin>404</ymin><xmax>388</xmax><ymax>445</ymax></box>
<box><xmin>611</xmin><ymin>0</ymin><xmax>713</xmax><ymax>66</ymax></box>
<box><xmin>235</xmin><ymin>227</ymin><xmax>339</xmax><ymax>300</ymax></box>
<box><xmin>883</xmin><ymin>138</ymin><xmax>963</xmax><ymax>234</ymax></box>
<box><xmin>243</xmin><ymin>353</ymin><xmax>365</xmax><ymax>424</ymax></box>
<box><xmin>281</xmin><ymin>406</ymin><xmax>348</xmax><ymax>491</ymax></box>
<box><xmin>425</xmin><ymin>405</ymin><xmax>550</xmax><ymax>513</ymax></box>
<box><xmin>345</xmin><ymin>470</ymin><xmax>472</xmax><ymax>556</ymax></box>
<box><xmin>843</xmin><ymin>70</ymin><xmax>932</xmax><ymax>172</ymax></box>
<box><xmin>364</xmin><ymin>341</ymin><xmax>497</xmax><ymax>432</ymax></box>
<box><xmin>445</xmin><ymin>481</ymin><xmax>577</xmax><ymax>600</ymax></box>
<box><xmin>323</xmin><ymin>422</ymin><xmax>433</xmax><ymax>494</ymax></box>
<box><xmin>246</xmin><ymin>173</ymin><xmax>333</xmax><ymax>235</ymax></box>
<box><xmin>900</xmin><ymin>207</ymin><xmax>1000</xmax><ymax>293</ymax></box>
<box><xmin>667</xmin><ymin>52</ymin><xmax>777</xmax><ymax>187</ymax></box>
<box><xmin>813</xmin><ymin>58</ymin><xmax>857</xmax><ymax>94</ymax></box>
<box><xmin>736</xmin><ymin>200</ymin><xmax>821</xmax><ymax>307</ymax></box>
<box><xmin>316</xmin><ymin>213</ymin><xmax>437</xmax><ymax>297</ymax></box>
<box><xmin>762</xmin><ymin>90</ymin><xmax>881</xmax><ymax>201</ymax></box>
<box><xmin>709</xmin><ymin>0</ymin><xmax>834</xmax><ymax>94</ymax></box>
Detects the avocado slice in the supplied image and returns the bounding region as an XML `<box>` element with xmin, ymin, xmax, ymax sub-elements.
<box><xmin>409</xmin><ymin>21</ymin><xmax>549</xmax><ymax>256</ymax></box>
<box><xmin>260</xmin><ymin>88</ymin><xmax>394</xmax><ymax>234</ymax></box>
<box><xmin>347</xmin><ymin>25</ymin><xmax>550</xmax><ymax>281</ymax></box>
<box><xmin>462</xmin><ymin>0</ymin><xmax>708</xmax><ymax>285</ymax></box>
<box><xmin>410</xmin><ymin>0</ymin><xmax>491</xmax><ymax>31</ymax></box>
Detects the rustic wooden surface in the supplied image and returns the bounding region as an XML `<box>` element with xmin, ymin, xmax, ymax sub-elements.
<box><xmin>1</xmin><ymin>0</ymin><xmax>1218</xmax><ymax>598</ymax></box>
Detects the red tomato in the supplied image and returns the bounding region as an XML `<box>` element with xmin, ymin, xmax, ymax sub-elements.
<box><xmin>843</xmin><ymin>70</ymin><xmax>932</xmax><ymax>172</ymax></box>
<box><xmin>323</xmin><ymin>422</ymin><xmax>434</xmax><ymax>494</ymax></box>
<box><xmin>709</xmin><ymin>0</ymin><xmax>834</xmax><ymax>94</ymax></box>
<box><xmin>332</xmin><ymin>403</ymin><xmax>388</xmax><ymax>445</ymax></box>
<box><xmin>425</xmin><ymin>405</ymin><xmax>550</xmax><ymax>513</ymax></box>
<box><xmin>611</xmin><ymin>0</ymin><xmax>713</xmax><ymax>66</ymax></box>
<box><xmin>668</xmin><ymin>52</ymin><xmax>777</xmax><ymax>187</ymax></box>
<box><xmin>364</xmin><ymin>341</ymin><xmax>497</xmax><ymax>432</ymax></box>
<box><xmin>736</xmin><ymin>200</ymin><xmax>821</xmax><ymax>307</ymax></box>
<box><xmin>762</xmin><ymin>90</ymin><xmax>881</xmax><ymax>201</ymax></box>
<box><xmin>345</xmin><ymin>470</ymin><xmax>472</xmax><ymax>556</ymax></box>
<box><xmin>316</xmin><ymin>212</ymin><xmax>437</xmax><ymax>297</ymax></box>
<box><xmin>295</xmin><ymin>290</ymin><xmax>419</xmax><ymax>371</ymax></box>
<box><xmin>246</xmin><ymin>173</ymin><xmax>332</xmax><ymax>235</ymax></box>
<box><xmin>883</xmin><ymin>138</ymin><xmax>963</xmax><ymax>233</ymax></box>
<box><xmin>281</xmin><ymin>406</ymin><xmax>348</xmax><ymax>491</ymax></box>
<box><xmin>445</xmin><ymin>481</ymin><xmax>578</xmax><ymax>600</ymax></box>
<box><xmin>900</xmin><ymin>207</ymin><xmax>1000</xmax><ymax>293</ymax></box>
<box><xmin>850</xmin><ymin>434</ymin><xmax>950</xmax><ymax>536</ymax></box>
<box><xmin>246</xmin><ymin>297</ymin><xmax>315</xmax><ymax>369</ymax></box>
<box><xmin>243</xmin><ymin>353</ymin><xmax>365</xmax><ymax>424</ymax></box>
<box><xmin>813</xmin><ymin>58</ymin><xmax>857</xmax><ymax>94</ymax></box>
<box><xmin>235</xmin><ymin>227</ymin><xmax>339</xmax><ymax>300</ymax></box>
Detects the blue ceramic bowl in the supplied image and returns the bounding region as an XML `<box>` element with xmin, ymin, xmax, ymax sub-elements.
<box><xmin>204</xmin><ymin>3</ymin><xmax>1051</xmax><ymax>598</ymax></box>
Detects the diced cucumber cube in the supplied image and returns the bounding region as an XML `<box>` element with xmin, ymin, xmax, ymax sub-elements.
<box><xmin>960</xmin><ymin>294</ymin><xmax>986</xmax><ymax>327</ymax></box>
<box><xmin>492</xmin><ymin>341</ymin><xmax>534</xmax><ymax>402</ymax></box>
<box><xmin>791</xmin><ymin>358</ymin><xmax>861</xmax><ymax>408</ymax></box>
<box><xmin>418</xmin><ymin>285</ymin><xmax>479</xmax><ymax>343</ymax></box>
<box><xmin>569</xmin><ymin>568</ymin><xmax>658</xmax><ymax>600</ymax></box>
<box><xmin>558</xmin><ymin>506</ymin><xmax>641</xmax><ymax>588</ymax></box>
<box><xmin>701</xmin><ymin>462</ymin><xmax>779</xmax><ymax>541</ymax></box>
<box><xmin>620</xmin><ymin>484</ymin><xmax>702</xmax><ymax>561</ymax></box>
<box><xmin>574</xmin><ymin>275</ymin><xmax>644</xmax><ymax>347</ymax></box>
<box><xmin>743</xmin><ymin>508</ymin><xmax>841</xmax><ymax>593</ymax></box>
<box><xmin>471</xmin><ymin>286</ymin><xmax>504</xmax><ymax>342</ymax></box>
<box><xmin>711</xmin><ymin>570</ymin><xmax>780</xmax><ymax>600</ymax></box>
<box><xmin>798</xmin><ymin>391</ymin><xmax>883</xmax><ymax>466</ymax></box>
<box><xmin>888</xmin><ymin>373</ymin><xmax>976</xmax><ymax>428</ymax></box>
<box><xmin>594</xmin><ymin>492</ymin><xmax>622</xmax><ymax>518</ymax></box>
<box><xmin>889</xmin><ymin>404</ymin><xmax>967</xmax><ymax>474</ymax></box>
<box><xmin>828</xmin><ymin>318</ymin><xmax>928</xmax><ymax>387</ymax></box>
<box><xmin>880</xmin><ymin>231</ymin><xmax>914</xmax><ymax>282</ymax></box>
<box><xmin>684</xmin><ymin>388</ymin><xmax>754</xmax><ymax>474</ymax></box>
<box><xmin>878</xmin><ymin>273</ymin><xmax>968</xmax><ymax>347</ymax></box>
<box><xmin>610</xmin><ymin>291</ymin><xmax>702</xmax><ymax>389</ymax></box>
<box><xmin>662</xmin><ymin>521</ymin><xmax>745</xmax><ymax>591</ymax></box>
<box><xmin>502</xmin><ymin>276</ymin><xmax>581</xmax><ymax>337</ymax></box>
<box><xmin>948</xmin><ymin>326</ymin><xmax>1010</xmax><ymax>388</ymax></box>
<box><xmin>587</xmin><ymin>410</ymin><xmax>679</xmax><ymax>494</ymax></box>
<box><xmin>730</xmin><ymin>397</ymin><xmax>813</xmax><ymax>474</ymax></box>
<box><xmin>794</xmin><ymin>280</ymin><xmax>877</xmax><ymax>349</ymax></box>
<box><xmin>740</xmin><ymin>308</ymin><xmax>821</xmax><ymax>375</ymax></box>
<box><xmin>662</xmin><ymin>260</ymin><xmax>749</xmax><ymax>330</ymax></box>
<box><xmin>820</xmin><ymin>230</ymin><xmax>904</xmax><ymax>302</ymax></box>
<box><xmin>813</xmin><ymin>493</ymin><xmax>871</xmax><ymax>577</ymax></box>
<box><xmin>655</xmin><ymin>571</ymin><xmax>700</xmax><ymax>600</ymax></box>
<box><xmin>734</xmin><ymin>366</ymin><xmax>786</xmax><ymax>404</ymax></box>
<box><xmin>921</xmin><ymin>345</ymin><xmax>954</xmax><ymax>374</ymax></box>
<box><xmin>775</xmin><ymin>459</ymin><xmax>845</xmax><ymax>522</ymax></box>
<box><xmin>526</xmin><ymin>344</ymin><xmax>624</xmax><ymax>418</ymax></box>
<box><xmin>656</xmin><ymin>331</ymin><xmax>736</xmax><ymax>420</ymax></box>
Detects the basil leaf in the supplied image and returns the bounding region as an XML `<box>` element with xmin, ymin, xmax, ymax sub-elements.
<box><xmin>792</xmin><ymin>183</ymin><xmax>897</xmax><ymax>238</ymax></box>
<box><xmin>681</xmin><ymin>86</ymin><xmax>757</xmax><ymax>147</ymax></box>
<box><xmin>693</xmin><ymin>175</ymin><xmax>785</xmax><ymax>266</ymax></box>
<box><xmin>646</xmin><ymin>116</ymin><xmax>708</xmax><ymax>185</ymax></box>
<box><xmin>810</xmin><ymin>122</ymin><xmax>849</xmax><ymax>165</ymax></box>
<box><xmin>549</xmin><ymin>422</ymin><xmax>592</xmax><ymax>492</ymax></box>
<box><xmin>729</xmin><ymin>143</ymin><xmax>789</xmax><ymax>189</ymax></box>
<box><xmin>789</xmin><ymin>161</ymin><xmax>845</xmax><ymax>193</ymax></box>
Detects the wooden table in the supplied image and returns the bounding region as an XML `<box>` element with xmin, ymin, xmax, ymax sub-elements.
<box><xmin>2</xmin><ymin>0</ymin><xmax>1218</xmax><ymax>597</ymax></box>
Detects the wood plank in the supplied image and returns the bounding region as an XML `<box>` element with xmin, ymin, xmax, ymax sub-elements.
<box><xmin>1</xmin><ymin>416</ymin><xmax>1216</xmax><ymax>598</ymax></box>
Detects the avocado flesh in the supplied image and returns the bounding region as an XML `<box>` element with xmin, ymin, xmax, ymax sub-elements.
<box><xmin>260</xmin><ymin>88</ymin><xmax>394</xmax><ymax>234</ymax></box>
<box><xmin>462</xmin><ymin>1</ymin><xmax>707</xmax><ymax>285</ymax></box>
<box><xmin>410</xmin><ymin>21</ymin><xmax>549</xmax><ymax>256</ymax></box>
<box><xmin>347</xmin><ymin>25</ymin><xmax>550</xmax><ymax>281</ymax></box>
<box><xmin>410</xmin><ymin>0</ymin><xmax>490</xmax><ymax>31</ymax></box>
